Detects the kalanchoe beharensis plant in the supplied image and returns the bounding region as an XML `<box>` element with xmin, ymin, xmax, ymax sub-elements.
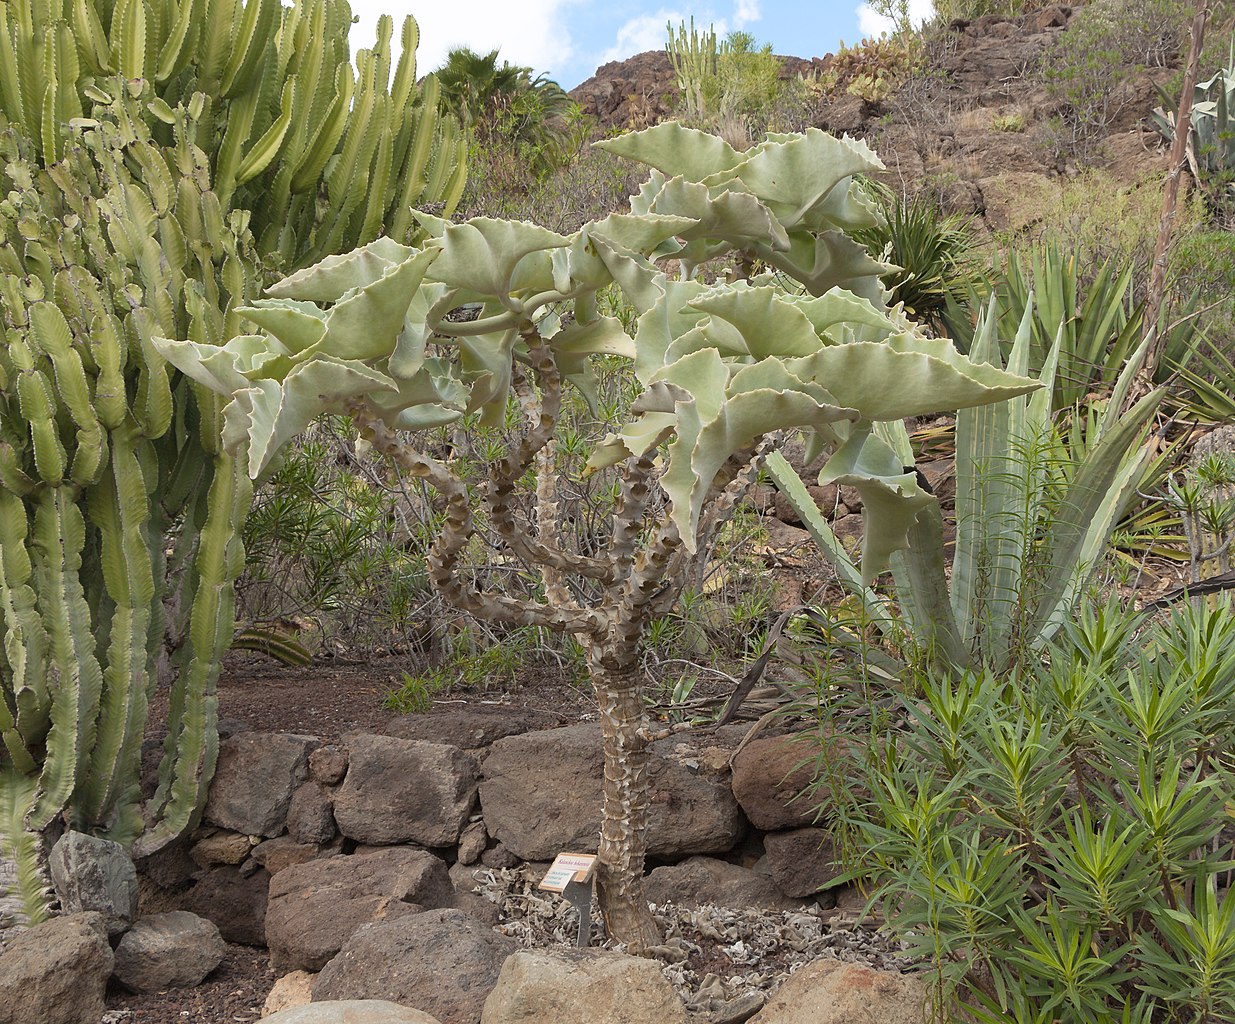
<box><xmin>156</xmin><ymin>123</ymin><xmax>1039</xmax><ymax>950</ymax></box>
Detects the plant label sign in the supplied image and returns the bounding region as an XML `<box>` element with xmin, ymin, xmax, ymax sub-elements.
<box><xmin>539</xmin><ymin>852</ymin><xmax>597</xmax><ymax>893</ymax></box>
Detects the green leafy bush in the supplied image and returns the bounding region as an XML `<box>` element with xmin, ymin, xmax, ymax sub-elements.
<box><xmin>436</xmin><ymin>47</ymin><xmax>584</xmax><ymax>180</ymax></box>
<box><xmin>819</xmin><ymin>35</ymin><xmax>921</xmax><ymax>104</ymax></box>
<box><xmin>1042</xmin><ymin>0</ymin><xmax>1195</xmax><ymax>158</ymax></box>
<box><xmin>835</xmin><ymin>596</ymin><xmax>1235</xmax><ymax>1024</ymax></box>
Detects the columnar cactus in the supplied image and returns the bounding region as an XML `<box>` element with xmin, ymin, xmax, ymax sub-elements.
<box><xmin>0</xmin><ymin>84</ymin><xmax>254</xmax><ymax>904</ymax></box>
<box><xmin>157</xmin><ymin>123</ymin><xmax>1040</xmax><ymax>949</ymax></box>
<box><xmin>0</xmin><ymin>0</ymin><xmax>467</xmax><ymax>266</ymax></box>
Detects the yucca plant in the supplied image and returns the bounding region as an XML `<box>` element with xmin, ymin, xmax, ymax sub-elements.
<box><xmin>849</xmin><ymin>183</ymin><xmax>984</xmax><ymax>335</ymax></box>
<box><xmin>0</xmin><ymin>0</ymin><xmax>467</xmax><ymax>267</ymax></box>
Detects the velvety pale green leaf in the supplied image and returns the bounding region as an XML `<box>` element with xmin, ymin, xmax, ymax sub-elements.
<box><xmin>152</xmin><ymin>334</ymin><xmax>290</xmax><ymax>394</ymax></box>
<box><xmin>428</xmin><ymin>218</ymin><xmax>570</xmax><ymax>299</ymax></box>
<box><xmin>662</xmin><ymin>362</ymin><xmax>857</xmax><ymax>552</ymax></box>
<box><xmin>265</xmin><ymin>236</ymin><xmax>416</xmax><ymax>302</ymax></box>
<box><xmin>703</xmin><ymin>130</ymin><xmax>883</xmax><ymax>230</ymax></box>
<box><xmin>759</xmin><ymin>229</ymin><xmax>891</xmax><ymax>300</ymax></box>
<box><xmin>786</xmin><ymin>333</ymin><xmax>1040</xmax><ymax>421</ymax></box>
<box><xmin>687</xmin><ymin>287</ymin><xmax>822</xmax><ymax>359</ymax></box>
<box><xmin>647</xmin><ymin>177</ymin><xmax>789</xmax><ymax>252</ymax></box>
<box><xmin>821</xmin><ymin>427</ymin><xmax>934</xmax><ymax>582</ymax></box>
<box><xmin>788</xmin><ymin>288</ymin><xmax>898</xmax><ymax>344</ymax></box>
<box><xmin>234</xmin><ymin>299</ymin><xmax>326</xmax><ymax>353</ymax></box>
<box><xmin>459</xmin><ymin>329</ymin><xmax>519</xmax><ymax>426</ymax></box>
<box><xmin>226</xmin><ymin>358</ymin><xmax>397</xmax><ymax>476</ymax></box>
<box><xmin>631</xmin><ymin>278</ymin><xmax>713</xmax><ymax>382</ymax></box>
<box><xmin>363</xmin><ymin>356</ymin><xmax>468</xmax><ymax>428</ymax></box>
<box><xmin>320</xmin><ymin>246</ymin><xmax>439</xmax><ymax>360</ymax></box>
<box><xmin>594</xmin><ymin>122</ymin><xmax>744</xmax><ymax>181</ymax></box>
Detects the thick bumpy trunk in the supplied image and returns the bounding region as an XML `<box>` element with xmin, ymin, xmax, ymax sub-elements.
<box><xmin>590</xmin><ymin>655</ymin><xmax>662</xmax><ymax>952</ymax></box>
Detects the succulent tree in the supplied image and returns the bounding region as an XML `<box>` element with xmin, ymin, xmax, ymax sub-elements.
<box><xmin>0</xmin><ymin>0</ymin><xmax>467</xmax><ymax>266</ymax></box>
<box><xmin>155</xmin><ymin>123</ymin><xmax>1038</xmax><ymax>950</ymax></box>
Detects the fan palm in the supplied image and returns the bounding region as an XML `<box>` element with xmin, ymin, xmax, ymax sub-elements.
<box><xmin>435</xmin><ymin>46</ymin><xmax>583</xmax><ymax>176</ymax></box>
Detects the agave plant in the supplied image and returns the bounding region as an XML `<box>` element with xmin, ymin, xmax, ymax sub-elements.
<box><xmin>1153</xmin><ymin>37</ymin><xmax>1235</xmax><ymax>205</ymax></box>
<box><xmin>770</xmin><ymin>296</ymin><xmax>1163</xmax><ymax>674</ymax></box>
<box><xmin>154</xmin><ymin>123</ymin><xmax>1038</xmax><ymax>949</ymax></box>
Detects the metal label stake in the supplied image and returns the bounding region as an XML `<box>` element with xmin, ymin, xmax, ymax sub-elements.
<box><xmin>539</xmin><ymin>852</ymin><xmax>599</xmax><ymax>948</ymax></box>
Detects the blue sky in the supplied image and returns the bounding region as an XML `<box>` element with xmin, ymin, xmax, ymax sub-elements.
<box><xmin>347</xmin><ymin>1</ymin><xmax>931</xmax><ymax>90</ymax></box>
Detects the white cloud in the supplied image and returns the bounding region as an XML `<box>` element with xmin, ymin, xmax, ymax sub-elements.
<box><xmin>597</xmin><ymin>2</ymin><xmax>762</xmax><ymax>67</ymax></box>
<box><xmin>856</xmin><ymin>0</ymin><xmax>934</xmax><ymax>38</ymax></box>
<box><xmin>347</xmin><ymin>0</ymin><xmax>577</xmax><ymax>77</ymax></box>
<box><xmin>734</xmin><ymin>0</ymin><xmax>761</xmax><ymax>25</ymax></box>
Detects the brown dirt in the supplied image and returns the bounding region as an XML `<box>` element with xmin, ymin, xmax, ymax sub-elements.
<box><xmin>106</xmin><ymin>942</ymin><xmax>276</xmax><ymax>1023</ymax></box>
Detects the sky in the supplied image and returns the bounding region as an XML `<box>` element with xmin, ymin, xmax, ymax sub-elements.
<box><xmin>346</xmin><ymin>1</ymin><xmax>937</xmax><ymax>90</ymax></box>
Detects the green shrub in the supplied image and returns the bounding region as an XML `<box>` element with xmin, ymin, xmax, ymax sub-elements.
<box><xmin>849</xmin><ymin>183</ymin><xmax>985</xmax><ymax>333</ymax></box>
<box><xmin>1042</xmin><ymin>0</ymin><xmax>1196</xmax><ymax>159</ymax></box>
<box><xmin>992</xmin><ymin>111</ymin><xmax>1026</xmax><ymax>132</ymax></box>
<box><xmin>820</xmin><ymin>35</ymin><xmax>921</xmax><ymax>104</ymax></box>
<box><xmin>832</xmin><ymin>596</ymin><xmax>1235</xmax><ymax>1023</ymax></box>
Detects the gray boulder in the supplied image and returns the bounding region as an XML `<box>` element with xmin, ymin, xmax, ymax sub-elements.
<box><xmin>266</xmin><ymin>848</ymin><xmax>455</xmax><ymax>972</ymax></box>
<box><xmin>112</xmin><ymin>910</ymin><xmax>226</xmax><ymax>992</ymax></box>
<box><xmin>333</xmin><ymin>735</ymin><xmax>478</xmax><ymax>847</ymax></box>
<box><xmin>287</xmin><ymin>782</ymin><xmax>337</xmax><ymax>845</ymax></box>
<box><xmin>265</xmin><ymin>1002</ymin><xmax>442</xmax><ymax>1024</ymax></box>
<box><xmin>762</xmin><ymin>828</ymin><xmax>843</xmax><ymax>898</ymax></box>
<box><xmin>0</xmin><ymin>912</ymin><xmax>113</xmax><ymax>1024</ymax></box>
<box><xmin>645</xmin><ymin>856</ymin><xmax>807</xmax><ymax>911</ymax></box>
<box><xmin>48</xmin><ymin>830</ymin><xmax>138</xmax><ymax>937</ymax></box>
<box><xmin>314</xmin><ymin>908</ymin><xmax>515</xmax><ymax>1024</ymax></box>
<box><xmin>480</xmin><ymin>724</ymin><xmax>742</xmax><ymax>861</ymax></box>
<box><xmin>205</xmin><ymin>732</ymin><xmax>319</xmax><ymax>836</ymax></box>
<box><xmin>480</xmin><ymin>948</ymin><xmax>688</xmax><ymax>1024</ymax></box>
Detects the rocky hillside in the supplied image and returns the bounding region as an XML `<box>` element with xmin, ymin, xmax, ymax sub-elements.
<box><xmin>570</xmin><ymin>5</ymin><xmax>1174</xmax><ymax>240</ymax></box>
